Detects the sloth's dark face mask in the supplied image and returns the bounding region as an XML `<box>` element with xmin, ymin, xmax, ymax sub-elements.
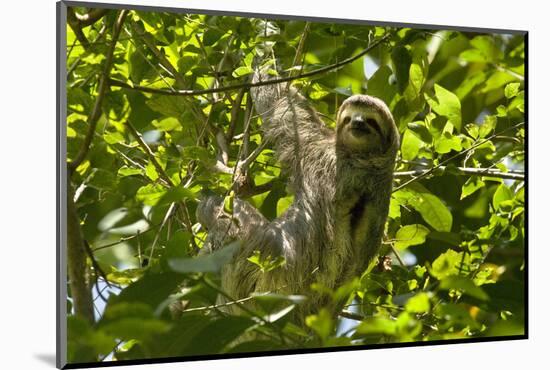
<box><xmin>338</xmin><ymin>108</ymin><xmax>387</xmax><ymax>153</ymax></box>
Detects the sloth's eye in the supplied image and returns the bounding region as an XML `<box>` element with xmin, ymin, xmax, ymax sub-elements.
<box><xmin>343</xmin><ymin>116</ymin><xmax>351</xmax><ymax>124</ymax></box>
<box><xmin>366</xmin><ymin>118</ymin><xmax>378</xmax><ymax>127</ymax></box>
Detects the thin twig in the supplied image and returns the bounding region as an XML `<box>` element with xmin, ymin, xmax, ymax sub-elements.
<box><xmin>286</xmin><ymin>22</ymin><xmax>310</xmax><ymax>91</ymax></box>
<box><xmin>148</xmin><ymin>202</ymin><xmax>177</xmax><ymax>261</ymax></box>
<box><xmin>201</xmin><ymin>276</ymin><xmax>299</xmax><ymax>345</ymax></box>
<box><xmin>389</xmin><ymin>245</ymin><xmax>406</xmax><ymax>267</ymax></box>
<box><xmin>339</xmin><ymin>310</ymin><xmax>366</xmax><ymax>321</ymax></box>
<box><xmin>69</xmin><ymin>10</ymin><xmax>129</xmax><ymax>174</ymax></box>
<box><xmin>107</xmin><ymin>33</ymin><xmax>391</xmax><ymax>97</ymax></box>
<box><xmin>393</xmin><ymin>122</ymin><xmax>525</xmax><ymax>192</ymax></box>
<box><xmin>92</xmin><ymin>224</ymin><xmax>160</xmax><ymax>252</ymax></box>
<box><xmin>394</xmin><ymin>166</ymin><xmax>524</xmax><ymax>180</ymax></box>
<box><xmin>179</xmin><ymin>292</ymin><xmax>269</xmax><ymax>314</ymax></box>
<box><xmin>227</xmin><ymin>88</ymin><xmax>246</xmax><ymax>141</ymax></box>
<box><xmin>124</xmin><ymin>120</ymin><xmax>174</xmax><ymax>186</ymax></box>
<box><xmin>83</xmin><ymin>240</ymin><xmax>112</xmax><ymax>289</ymax></box>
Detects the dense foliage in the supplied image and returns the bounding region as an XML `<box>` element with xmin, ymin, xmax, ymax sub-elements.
<box><xmin>65</xmin><ymin>7</ymin><xmax>525</xmax><ymax>364</ymax></box>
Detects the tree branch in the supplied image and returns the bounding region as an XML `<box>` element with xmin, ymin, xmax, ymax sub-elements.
<box><xmin>74</xmin><ymin>8</ymin><xmax>110</xmax><ymax>27</ymax></box>
<box><xmin>67</xmin><ymin>182</ymin><xmax>95</xmax><ymax>323</ymax></box>
<box><xmin>394</xmin><ymin>166</ymin><xmax>524</xmax><ymax>180</ymax></box>
<box><xmin>66</xmin><ymin>10</ymin><xmax>128</xmax><ymax>326</ymax></box>
<box><xmin>393</xmin><ymin>122</ymin><xmax>525</xmax><ymax>192</ymax></box>
<box><xmin>339</xmin><ymin>310</ymin><xmax>365</xmax><ymax>321</ymax></box>
<box><xmin>67</xmin><ymin>8</ymin><xmax>90</xmax><ymax>50</ymax></box>
<box><xmin>69</xmin><ymin>10</ymin><xmax>128</xmax><ymax>174</ymax></box>
<box><xmin>107</xmin><ymin>33</ymin><xmax>391</xmax><ymax>97</ymax></box>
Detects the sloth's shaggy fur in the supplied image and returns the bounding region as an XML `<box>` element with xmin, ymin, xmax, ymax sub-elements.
<box><xmin>197</xmin><ymin>72</ymin><xmax>399</xmax><ymax>321</ymax></box>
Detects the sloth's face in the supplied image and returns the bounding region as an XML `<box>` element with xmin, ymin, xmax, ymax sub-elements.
<box><xmin>336</xmin><ymin>96</ymin><xmax>395</xmax><ymax>154</ymax></box>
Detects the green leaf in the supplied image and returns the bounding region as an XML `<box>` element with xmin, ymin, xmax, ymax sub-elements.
<box><xmin>161</xmin><ymin>230</ymin><xmax>190</xmax><ymax>263</ymax></box>
<box><xmin>147</xmin><ymin>95</ymin><xmax>188</xmax><ymax>118</ymax></box>
<box><xmin>182</xmin><ymin>146</ymin><xmax>216</xmax><ymax>166</ymax></box>
<box><xmin>305</xmin><ymin>308</ymin><xmax>334</xmax><ymax>341</ymax></box>
<box><xmin>263</xmin><ymin>304</ymin><xmax>296</xmax><ymax>323</ymax></box>
<box><xmin>169</xmin><ymin>241</ymin><xmax>240</xmax><ymax>273</ymax></box>
<box><xmin>232</xmin><ymin>66</ymin><xmax>253</xmax><ymax>78</ymax></box>
<box><xmin>439</xmin><ymin>276</ymin><xmax>489</xmax><ymax>301</ymax></box>
<box><xmin>482</xmin><ymin>71</ymin><xmax>517</xmax><ymax>93</ymax></box>
<box><xmin>203</xmin><ymin>29</ymin><xmax>224</xmax><ymax>46</ymax></box>
<box><xmin>157</xmin><ymin>186</ymin><xmax>197</xmax><ymax>206</ymax></box>
<box><xmin>504</xmin><ymin>82</ymin><xmax>521</xmax><ymax>99</ymax></box>
<box><xmin>509</xmin><ymin>91</ymin><xmax>524</xmax><ymax>113</ymax></box>
<box><xmin>456</xmin><ymin>71</ymin><xmax>486</xmax><ymax>100</ymax></box>
<box><xmin>101</xmin><ymin>317</ymin><xmax>169</xmax><ymax>342</ymax></box>
<box><xmin>355</xmin><ymin>317</ymin><xmax>396</xmax><ymax>335</ymax></box>
<box><xmin>178</xmin><ymin>316</ymin><xmax>256</xmax><ymax>355</ymax></box>
<box><xmin>434</xmin><ymin>134</ymin><xmax>462</xmax><ymax>154</ymax></box>
<box><xmin>152</xmin><ymin>117</ymin><xmax>181</xmax><ymax>131</ymax></box>
<box><xmin>467</xmin><ymin>35</ymin><xmax>501</xmax><ymax>63</ymax></box>
<box><xmin>145</xmin><ymin>161</ymin><xmax>159</xmax><ymax>181</ymax></box>
<box><xmin>408</xmin><ymin>62</ymin><xmax>425</xmax><ymax>96</ymax></box>
<box><xmin>391</xmin><ymin>45</ymin><xmax>412</xmax><ymax>93</ymax></box>
<box><xmin>479</xmin><ymin>114</ymin><xmax>497</xmax><ymax>138</ymax></box>
<box><xmin>430</xmin><ymin>249</ymin><xmax>470</xmax><ymax>280</ymax></box>
<box><xmin>405</xmin><ymin>292</ymin><xmax>431</xmax><ymax>313</ymax></box>
<box><xmin>227</xmin><ymin>340</ymin><xmax>284</xmax><ymax>353</ymax></box>
<box><xmin>136</xmin><ymin>184</ymin><xmax>167</xmax><ymax>206</ymax></box>
<box><xmin>493</xmin><ymin>184</ymin><xmax>514</xmax><ymax>210</ymax></box>
<box><xmin>459</xmin><ymin>49</ymin><xmax>489</xmax><ymax>63</ymax></box>
<box><xmin>425</xmin><ymin>84</ymin><xmax>462</xmax><ymax>131</ymax></box>
<box><xmin>366</xmin><ymin>65</ymin><xmax>397</xmax><ymax>105</ymax></box>
<box><xmin>401</xmin><ymin>129</ymin><xmax>423</xmax><ymax>160</ymax></box>
<box><xmin>394</xmin><ymin>224</ymin><xmax>430</xmax><ymax>250</ymax></box>
<box><xmin>103</xmin><ymin>131</ymin><xmax>125</xmax><ymax>145</ymax></box>
<box><xmin>495</xmin><ymin>105</ymin><xmax>507</xmax><ymax>117</ymax></box>
<box><xmin>117</xmin><ymin>165</ymin><xmax>143</xmax><ymax>177</ymax></box>
<box><xmin>394</xmin><ymin>183</ymin><xmax>453</xmax><ymax>232</ymax></box>
<box><xmin>277</xmin><ymin>195</ymin><xmax>293</xmax><ymax>216</ymax></box>
<box><xmin>388</xmin><ymin>197</ymin><xmax>401</xmax><ymax>219</ymax></box>
<box><xmin>68</xmin><ymin>316</ymin><xmax>116</xmax><ymax>362</ymax></box>
<box><xmin>407</xmin><ymin>122</ymin><xmax>432</xmax><ymax>143</ymax></box>
<box><xmin>464</xmin><ymin>123</ymin><xmax>479</xmax><ymax>139</ymax></box>
<box><xmin>461</xmin><ymin>177</ymin><xmax>485</xmax><ymax>200</ymax></box>
<box><xmin>110</xmin><ymin>272</ymin><xmax>187</xmax><ymax>309</ymax></box>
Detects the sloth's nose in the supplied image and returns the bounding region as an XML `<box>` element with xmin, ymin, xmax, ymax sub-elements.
<box><xmin>350</xmin><ymin>118</ymin><xmax>372</xmax><ymax>135</ymax></box>
<box><xmin>350</xmin><ymin>118</ymin><xmax>366</xmax><ymax>129</ymax></box>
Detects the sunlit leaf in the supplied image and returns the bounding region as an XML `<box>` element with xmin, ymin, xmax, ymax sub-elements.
<box><xmin>425</xmin><ymin>84</ymin><xmax>462</xmax><ymax>131</ymax></box>
<box><xmin>439</xmin><ymin>275</ymin><xmax>489</xmax><ymax>301</ymax></box>
<box><xmin>394</xmin><ymin>183</ymin><xmax>453</xmax><ymax>232</ymax></box>
<box><xmin>405</xmin><ymin>292</ymin><xmax>431</xmax><ymax>313</ymax></box>
<box><xmin>430</xmin><ymin>249</ymin><xmax>470</xmax><ymax>280</ymax></box>
<box><xmin>394</xmin><ymin>224</ymin><xmax>430</xmax><ymax>250</ymax></box>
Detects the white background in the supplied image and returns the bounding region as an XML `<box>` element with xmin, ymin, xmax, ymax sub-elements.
<box><xmin>0</xmin><ymin>0</ymin><xmax>546</xmax><ymax>369</ymax></box>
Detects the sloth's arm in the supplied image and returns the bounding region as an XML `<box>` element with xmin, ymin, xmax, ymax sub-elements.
<box><xmin>196</xmin><ymin>195</ymin><xmax>268</xmax><ymax>253</ymax></box>
<box><xmin>250</xmin><ymin>72</ymin><xmax>334</xmax><ymax>173</ymax></box>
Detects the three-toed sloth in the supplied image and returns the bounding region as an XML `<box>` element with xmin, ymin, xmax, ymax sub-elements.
<box><xmin>197</xmin><ymin>72</ymin><xmax>399</xmax><ymax>322</ymax></box>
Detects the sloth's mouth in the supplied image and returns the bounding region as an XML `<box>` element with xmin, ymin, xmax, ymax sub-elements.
<box><xmin>350</xmin><ymin>118</ymin><xmax>383</xmax><ymax>138</ymax></box>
